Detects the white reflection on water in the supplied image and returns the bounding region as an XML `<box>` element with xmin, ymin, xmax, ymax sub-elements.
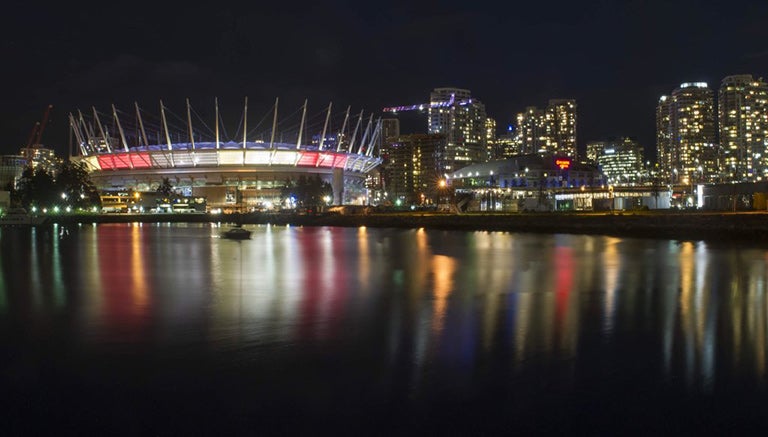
<box><xmin>602</xmin><ymin>237</ymin><xmax>620</xmax><ymax>337</ymax></box>
<box><xmin>676</xmin><ymin>241</ymin><xmax>715</xmax><ymax>391</ymax></box>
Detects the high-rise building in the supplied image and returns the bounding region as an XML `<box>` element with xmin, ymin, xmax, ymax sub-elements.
<box><xmin>428</xmin><ymin>88</ymin><xmax>487</xmax><ymax>172</ymax></box>
<box><xmin>586</xmin><ymin>141</ymin><xmax>606</xmax><ymax>163</ymax></box>
<box><xmin>485</xmin><ymin>117</ymin><xmax>498</xmax><ymax>159</ymax></box>
<box><xmin>0</xmin><ymin>155</ymin><xmax>28</xmax><ymax>190</ymax></box>
<box><xmin>382</xmin><ymin>134</ymin><xmax>446</xmax><ymax>204</ymax></box>
<box><xmin>381</xmin><ymin>118</ymin><xmax>400</xmax><ymax>144</ymax></box>
<box><xmin>656</xmin><ymin>82</ymin><xmax>717</xmax><ymax>184</ymax></box>
<box><xmin>19</xmin><ymin>147</ymin><xmax>61</xmax><ymax>175</ymax></box>
<box><xmin>597</xmin><ymin>138</ymin><xmax>644</xmax><ymax>186</ymax></box>
<box><xmin>496</xmin><ymin>125</ymin><xmax>519</xmax><ymax>159</ymax></box>
<box><xmin>515</xmin><ymin>107</ymin><xmax>547</xmax><ymax>155</ymax></box>
<box><xmin>513</xmin><ymin>100</ymin><xmax>577</xmax><ymax>158</ymax></box>
<box><xmin>718</xmin><ymin>75</ymin><xmax>768</xmax><ymax>181</ymax></box>
<box><xmin>545</xmin><ymin>99</ymin><xmax>578</xmax><ymax>158</ymax></box>
<box><xmin>656</xmin><ymin>95</ymin><xmax>672</xmax><ymax>178</ymax></box>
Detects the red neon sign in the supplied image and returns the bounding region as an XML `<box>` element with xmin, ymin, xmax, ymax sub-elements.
<box><xmin>555</xmin><ymin>159</ymin><xmax>571</xmax><ymax>170</ymax></box>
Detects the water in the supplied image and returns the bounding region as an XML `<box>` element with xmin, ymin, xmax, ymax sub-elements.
<box><xmin>1</xmin><ymin>223</ymin><xmax>768</xmax><ymax>434</ymax></box>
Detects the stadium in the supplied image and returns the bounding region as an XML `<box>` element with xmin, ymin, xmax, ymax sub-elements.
<box><xmin>68</xmin><ymin>98</ymin><xmax>382</xmax><ymax>211</ymax></box>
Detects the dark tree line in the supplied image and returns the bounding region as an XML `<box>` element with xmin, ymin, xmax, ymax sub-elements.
<box><xmin>8</xmin><ymin>161</ymin><xmax>101</xmax><ymax>210</ymax></box>
<box><xmin>281</xmin><ymin>175</ymin><xmax>333</xmax><ymax>210</ymax></box>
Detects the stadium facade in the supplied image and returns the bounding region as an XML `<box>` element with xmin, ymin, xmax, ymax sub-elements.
<box><xmin>68</xmin><ymin>99</ymin><xmax>382</xmax><ymax>211</ymax></box>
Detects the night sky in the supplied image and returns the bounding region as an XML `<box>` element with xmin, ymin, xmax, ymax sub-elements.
<box><xmin>3</xmin><ymin>0</ymin><xmax>768</xmax><ymax>160</ymax></box>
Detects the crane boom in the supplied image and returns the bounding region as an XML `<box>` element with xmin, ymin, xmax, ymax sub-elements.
<box><xmin>26</xmin><ymin>123</ymin><xmax>40</xmax><ymax>148</ymax></box>
<box><xmin>382</xmin><ymin>95</ymin><xmax>472</xmax><ymax>113</ymax></box>
<box><xmin>32</xmin><ymin>104</ymin><xmax>53</xmax><ymax>147</ymax></box>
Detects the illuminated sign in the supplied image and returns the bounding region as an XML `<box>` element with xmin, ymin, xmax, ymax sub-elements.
<box><xmin>555</xmin><ymin>159</ymin><xmax>571</xmax><ymax>170</ymax></box>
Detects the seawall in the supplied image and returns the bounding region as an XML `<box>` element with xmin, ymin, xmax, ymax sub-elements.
<box><xmin>49</xmin><ymin>211</ymin><xmax>768</xmax><ymax>243</ymax></box>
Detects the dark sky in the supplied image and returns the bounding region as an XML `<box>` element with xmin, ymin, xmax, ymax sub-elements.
<box><xmin>3</xmin><ymin>0</ymin><xmax>768</xmax><ymax>160</ymax></box>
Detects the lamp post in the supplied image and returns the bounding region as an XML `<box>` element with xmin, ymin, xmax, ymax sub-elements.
<box><xmin>609</xmin><ymin>185</ymin><xmax>614</xmax><ymax>213</ymax></box>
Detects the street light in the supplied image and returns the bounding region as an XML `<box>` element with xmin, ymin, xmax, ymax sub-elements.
<box><xmin>608</xmin><ymin>185</ymin><xmax>614</xmax><ymax>213</ymax></box>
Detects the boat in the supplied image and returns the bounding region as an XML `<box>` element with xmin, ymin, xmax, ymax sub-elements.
<box><xmin>0</xmin><ymin>208</ymin><xmax>48</xmax><ymax>226</ymax></box>
<box><xmin>222</xmin><ymin>227</ymin><xmax>252</xmax><ymax>240</ymax></box>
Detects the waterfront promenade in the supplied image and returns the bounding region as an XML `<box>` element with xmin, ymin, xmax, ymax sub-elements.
<box><xmin>49</xmin><ymin>210</ymin><xmax>768</xmax><ymax>243</ymax></box>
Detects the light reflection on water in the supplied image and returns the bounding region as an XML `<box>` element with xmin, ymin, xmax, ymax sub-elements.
<box><xmin>2</xmin><ymin>223</ymin><xmax>768</xmax><ymax>416</ymax></box>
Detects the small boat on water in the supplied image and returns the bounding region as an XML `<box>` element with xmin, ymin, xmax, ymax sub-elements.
<box><xmin>222</xmin><ymin>227</ymin><xmax>252</xmax><ymax>240</ymax></box>
<box><xmin>0</xmin><ymin>208</ymin><xmax>48</xmax><ymax>226</ymax></box>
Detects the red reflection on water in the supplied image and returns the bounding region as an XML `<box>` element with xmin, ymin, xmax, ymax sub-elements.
<box><xmin>554</xmin><ymin>245</ymin><xmax>574</xmax><ymax>326</ymax></box>
<box><xmin>95</xmin><ymin>225</ymin><xmax>152</xmax><ymax>342</ymax></box>
<box><xmin>296</xmin><ymin>228</ymin><xmax>349</xmax><ymax>341</ymax></box>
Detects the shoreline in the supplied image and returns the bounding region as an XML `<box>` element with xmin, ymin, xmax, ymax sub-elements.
<box><xmin>39</xmin><ymin>210</ymin><xmax>768</xmax><ymax>243</ymax></box>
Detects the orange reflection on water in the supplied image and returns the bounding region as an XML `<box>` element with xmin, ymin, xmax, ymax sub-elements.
<box><xmin>130</xmin><ymin>224</ymin><xmax>149</xmax><ymax>308</ymax></box>
<box><xmin>357</xmin><ymin>226</ymin><xmax>370</xmax><ymax>292</ymax></box>
<box><xmin>431</xmin><ymin>254</ymin><xmax>456</xmax><ymax>335</ymax></box>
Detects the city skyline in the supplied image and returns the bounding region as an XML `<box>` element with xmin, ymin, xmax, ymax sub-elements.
<box><xmin>3</xmin><ymin>1</ymin><xmax>768</xmax><ymax>160</ymax></box>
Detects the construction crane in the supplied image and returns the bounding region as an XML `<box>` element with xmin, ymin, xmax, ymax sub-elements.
<box><xmin>382</xmin><ymin>94</ymin><xmax>473</xmax><ymax>113</ymax></box>
<box><xmin>25</xmin><ymin>104</ymin><xmax>53</xmax><ymax>148</ymax></box>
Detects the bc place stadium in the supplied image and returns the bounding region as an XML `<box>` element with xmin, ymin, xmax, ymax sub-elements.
<box><xmin>68</xmin><ymin>98</ymin><xmax>382</xmax><ymax>211</ymax></box>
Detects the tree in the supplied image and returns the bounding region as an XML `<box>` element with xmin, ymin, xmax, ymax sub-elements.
<box><xmin>56</xmin><ymin>161</ymin><xmax>101</xmax><ymax>208</ymax></box>
<box><xmin>15</xmin><ymin>161</ymin><xmax>101</xmax><ymax>210</ymax></box>
<box><xmin>281</xmin><ymin>175</ymin><xmax>333</xmax><ymax>210</ymax></box>
<box><xmin>16</xmin><ymin>166</ymin><xmax>56</xmax><ymax>209</ymax></box>
<box><xmin>156</xmin><ymin>177</ymin><xmax>175</xmax><ymax>200</ymax></box>
<box><xmin>4</xmin><ymin>181</ymin><xmax>20</xmax><ymax>208</ymax></box>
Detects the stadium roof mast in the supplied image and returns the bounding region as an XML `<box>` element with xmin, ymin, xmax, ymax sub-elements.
<box><xmin>269</xmin><ymin>98</ymin><xmax>280</xmax><ymax>164</ymax></box>
<box><xmin>296</xmin><ymin>99</ymin><xmax>308</xmax><ymax>150</ymax></box>
<box><xmin>366</xmin><ymin>118</ymin><xmax>382</xmax><ymax>157</ymax></box>
<box><xmin>357</xmin><ymin>114</ymin><xmax>373</xmax><ymax>155</ymax></box>
<box><xmin>135</xmin><ymin>102</ymin><xmax>149</xmax><ymax>147</ymax></box>
<box><xmin>318</xmin><ymin>102</ymin><xmax>332</xmax><ymax>151</ymax></box>
<box><xmin>160</xmin><ymin>100</ymin><xmax>172</xmax><ymax>151</ymax></box>
<box><xmin>269</xmin><ymin>97</ymin><xmax>278</xmax><ymax>150</ymax></box>
<box><xmin>336</xmin><ymin>106</ymin><xmax>351</xmax><ymax>153</ymax></box>
<box><xmin>242</xmin><ymin>97</ymin><xmax>249</xmax><ymax>163</ymax></box>
<box><xmin>243</xmin><ymin>96</ymin><xmax>248</xmax><ymax>150</ymax></box>
<box><xmin>111</xmin><ymin>104</ymin><xmax>129</xmax><ymax>153</ymax></box>
<box><xmin>92</xmin><ymin>106</ymin><xmax>112</xmax><ymax>154</ymax></box>
<box><xmin>214</xmin><ymin>97</ymin><xmax>220</xmax><ymax>149</ymax></box>
<box><xmin>159</xmin><ymin>100</ymin><xmax>177</xmax><ymax>167</ymax></box>
<box><xmin>347</xmin><ymin>110</ymin><xmax>364</xmax><ymax>154</ymax></box>
<box><xmin>78</xmin><ymin>110</ymin><xmax>94</xmax><ymax>144</ymax></box>
<box><xmin>68</xmin><ymin>113</ymin><xmax>87</xmax><ymax>156</ymax></box>
<box><xmin>186</xmin><ymin>98</ymin><xmax>195</xmax><ymax>152</ymax></box>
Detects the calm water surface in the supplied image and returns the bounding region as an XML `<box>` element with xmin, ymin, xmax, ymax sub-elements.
<box><xmin>1</xmin><ymin>223</ymin><xmax>768</xmax><ymax>434</ymax></box>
